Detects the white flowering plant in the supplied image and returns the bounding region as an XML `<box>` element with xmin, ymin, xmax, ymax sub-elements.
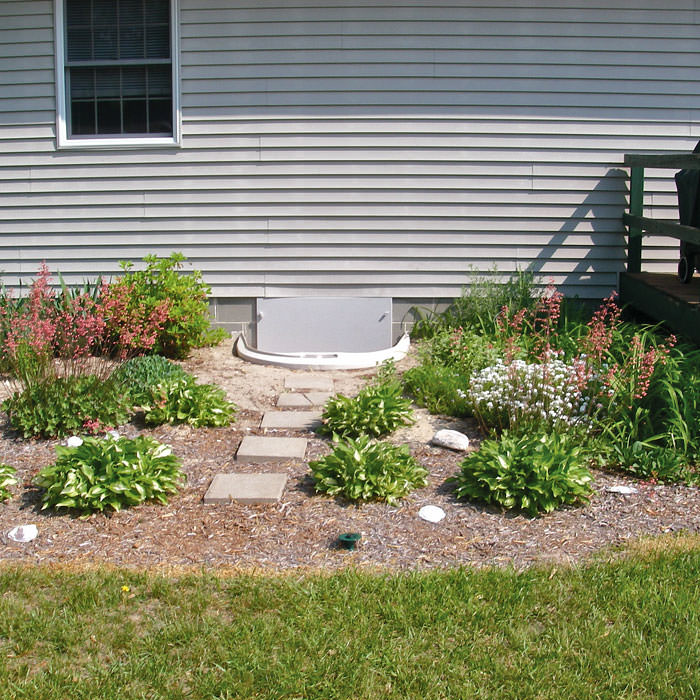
<box><xmin>468</xmin><ymin>355</ymin><xmax>595</xmax><ymax>434</ymax></box>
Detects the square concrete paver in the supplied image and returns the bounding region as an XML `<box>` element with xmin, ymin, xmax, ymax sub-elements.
<box><xmin>284</xmin><ymin>375</ymin><xmax>334</xmax><ymax>392</ymax></box>
<box><xmin>203</xmin><ymin>473</ymin><xmax>288</xmax><ymax>504</ymax></box>
<box><xmin>261</xmin><ymin>410</ymin><xmax>322</xmax><ymax>430</ymax></box>
<box><xmin>235</xmin><ymin>435</ymin><xmax>308</xmax><ymax>463</ymax></box>
<box><xmin>277</xmin><ymin>392</ymin><xmax>332</xmax><ymax>408</ymax></box>
<box><xmin>276</xmin><ymin>393</ymin><xmax>313</xmax><ymax>408</ymax></box>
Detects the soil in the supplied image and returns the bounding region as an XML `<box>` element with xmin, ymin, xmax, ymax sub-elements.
<box><xmin>0</xmin><ymin>341</ymin><xmax>699</xmax><ymax>572</ymax></box>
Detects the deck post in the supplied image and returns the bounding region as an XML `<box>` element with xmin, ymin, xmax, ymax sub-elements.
<box><xmin>627</xmin><ymin>166</ymin><xmax>644</xmax><ymax>273</ymax></box>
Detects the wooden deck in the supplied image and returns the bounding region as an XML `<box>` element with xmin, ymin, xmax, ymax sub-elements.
<box><xmin>619</xmin><ymin>272</ymin><xmax>700</xmax><ymax>343</ymax></box>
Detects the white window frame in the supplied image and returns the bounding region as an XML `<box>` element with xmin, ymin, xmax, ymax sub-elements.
<box><xmin>55</xmin><ymin>0</ymin><xmax>181</xmax><ymax>149</ymax></box>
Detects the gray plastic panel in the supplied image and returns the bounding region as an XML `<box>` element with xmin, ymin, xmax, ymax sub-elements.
<box><xmin>256</xmin><ymin>297</ymin><xmax>392</xmax><ymax>353</ymax></box>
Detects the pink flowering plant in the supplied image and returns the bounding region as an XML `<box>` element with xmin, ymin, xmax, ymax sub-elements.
<box><xmin>0</xmin><ymin>255</ymin><xmax>228</xmax><ymax>438</ymax></box>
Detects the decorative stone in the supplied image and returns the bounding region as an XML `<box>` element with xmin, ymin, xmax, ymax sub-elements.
<box><xmin>431</xmin><ymin>429</ymin><xmax>470</xmax><ymax>452</ymax></box>
<box><xmin>203</xmin><ymin>473</ymin><xmax>287</xmax><ymax>504</ymax></box>
<box><xmin>7</xmin><ymin>525</ymin><xmax>38</xmax><ymax>542</ymax></box>
<box><xmin>235</xmin><ymin>435</ymin><xmax>307</xmax><ymax>463</ymax></box>
<box><xmin>418</xmin><ymin>506</ymin><xmax>446</xmax><ymax>523</ymax></box>
<box><xmin>606</xmin><ymin>485</ymin><xmax>639</xmax><ymax>495</ymax></box>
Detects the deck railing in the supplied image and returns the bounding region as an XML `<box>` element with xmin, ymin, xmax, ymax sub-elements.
<box><xmin>623</xmin><ymin>153</ymin><xmax>700</xmax><ymax>272</ymax></box>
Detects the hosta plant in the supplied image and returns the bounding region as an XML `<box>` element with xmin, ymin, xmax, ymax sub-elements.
<box><xmin>309</xmin><ymin>435</ymin><xmax>428</xmax><ymax>505</ymax></box>
<box><xmin>319</xmin><ymin>381</ymin><xmax>414</xmax><ymax>439</ymax></box>
<box><xmin>0</xmin><ymin>463</ymin><xmax>17</xmax><ymax>501</ymax></box>
<box><xmin>35</xmin><ymin>435</ymin><xmax>185</xmax><ymax>517</ymax></box>
<box><xmin>449</xmin><ymin>431</ymin><xmax>593</xmax><ymax>517</ymax></box>
<box><xmin>112</xmin><ymin>354</ymin><xmax>190</xmax><ymax>407</ymax></box>
<box><xmin>2</xmin><ymin>375</ymin><xmax>130</xmax><ymax>439</ymax></box>
<box><xmin>143</xmin><ymin>376</ymin><xmax>236</xmax><ymax>428</ymax></box>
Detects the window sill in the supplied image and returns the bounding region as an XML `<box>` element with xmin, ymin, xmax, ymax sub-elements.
<box><xmin>57</xmin><ymin>136</ymin><xmax>180</xmax><ymax>150</ymax></box>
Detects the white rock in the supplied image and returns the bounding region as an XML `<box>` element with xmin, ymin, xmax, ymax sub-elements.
<box><xmin>8</xmin><ymin>525</ymin><xmax>38</xmax><ymax>543</ymax></box>
<box><xmin>106</xmin><ymin>430</ymin><xmax>120</xmax><ymax>439</ymax></box>
<box><xmin>431</xmin><ymin>429</ymin><xmax>470</xmax><ymax>452</ymax></box>
<box><xmin>606</xmin><ymin>485</ymin><xmax>639</xmax><ymax>495</ymax></box>
<box><xmin>66</xmin><ymin>436</ymin><xmax>83</xmax><ymax>447</ymax></box>
<box><xmin>418</xmin><ymin>505</ymin><xmax>446</xmax><ymax>523</ymax></box>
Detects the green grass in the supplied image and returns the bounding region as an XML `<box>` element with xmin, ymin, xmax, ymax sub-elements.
<box><xmin>1</xmin><ymin>537</ymin><xmax>700</xmax><ymax>699</ymax></box>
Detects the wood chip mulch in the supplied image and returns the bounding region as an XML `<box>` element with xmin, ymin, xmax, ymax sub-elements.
<box><xmin>0</xmin><ymin>344</ymin><xmax>698</xmax><ymax>572</ymax></box>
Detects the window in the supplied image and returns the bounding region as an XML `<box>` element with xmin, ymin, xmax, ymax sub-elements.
<box><xmin>56</xmin><ymin>0</ymin><xmax>179</xmax><ymax>147</ymax></box>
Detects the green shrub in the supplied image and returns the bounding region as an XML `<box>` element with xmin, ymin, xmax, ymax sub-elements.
<box><xmin>142</xmin><ymin>376</ymin><xmax>237</xmax><ymax>427</ymax></box>
<box><xmin>608</xmin><ymin>439</ymin><xmax>694</xmax><ymax>483</ymax></box>
<box><xmin>111</xmin><ymin>253</ymin><xmax>229</xmax><ymax>359</ymax></box>
<box><xmin>425</xmin><ymin>326</ymin><xmax>503</xmax><ymax>378</ymax></box>
<box><xmin>319</xmin><ymin>381</ymin><xmax>414</xmax><ymax>439</ymax></box>
<box><xmin>309</xmin><ymin>435</ymin><xmax>428</xmax><ymax>505</ymax></box>
<box><xmin>2</xmin><ymin>375</ymin><xmax>130</xmax><ymax>439</ymax></box>
<box><xmin>403</xmin><ymin>363</ymin><xmax>470</xmax><ymax>417</ymax></box>
<box><xmin>112</xmin><ymin>355</ymin><xmax>190</xmax><ymax>406</ymax></box>
<box><xmin>0</xmin><ymin>462</ymin><xmax>17</xmax><ymax>501</ymax></box>
<box><xmin>411</xmin><ymin>268</ymin><xmax>537</xmax><ymax>338</ymax></box>
<box><xmin>450</xmin><ymin>431</ymin><xmax>593</xmax><ymax>517</ymax></box>
<box><xmin>35</xmin><ymin>435</ymin><xmax>185</xmax><ymax>517</ymax></box>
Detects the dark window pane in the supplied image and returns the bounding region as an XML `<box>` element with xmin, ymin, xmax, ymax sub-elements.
<box><xmin>119</xmin><ymin>24</ymin><xmax>145</xmax><ymax>58</ymax></box>
<box><xmin>148</xmin><ymin>98</ymin><xmax>171</xmax><ymax>133</ymax></box>
<box><xmin>66</xmin><ymin>0</ymin><xmax>89</xmax><ymax>26</ymax></box>
<box><xmin>124</xmin><ymin>99</ymin><xmax>147</xmax><ymax>132</ymax></box>
<box><xmin>66</xmin><ymin>26</ymin><xmax>93</xmax><ymax>60</ymax></box>
<box><xmin>71</xmin><ymin>100</ymin><xmax>96</xmax><ymax>135</ymax></box>
<box><xmin>69</xmin><ymin>67</ymin><xmax>95</xmax><ymax>99</ymax></box>
<box><xmin>122</xmin><ymin>66</ymin><xmax>146</xmax><ymax>96</ymax></box>
<box><xmin>145</xmin><ymin>0</ymin><xmax>168</xmax><ymax>23</ymax></box>
<box><xmin>97</xmin><ymin>100</ymin><xmax>122</xmax><ymax>133</ymax></box>
<box><xmin>119</xmin><ymin>0</ymin><xmax>143</xmax><ymax>22</ymax></box>
<box><xmin>94</xmin><ymin>25</ymin><xmax>118</xmax><ymax>59</ymax></box>
<box><xmin>147</xmin><ymin>65</ymin><xmax>171</xmax><ymax>96</ymax></box>
<box><xmin>93</xmin><ymin>0</ymin><xmax>117</xmax><ymax>25</ymax></box>
<box><xmin>145</xmin><ymin>24</ymin><xmax>169</xmax><ymax>58</ymax></box>
<box><xmin>94</xmin><ymin>67</ymin><xmax>120</xmax><ymax>98</ymax></box>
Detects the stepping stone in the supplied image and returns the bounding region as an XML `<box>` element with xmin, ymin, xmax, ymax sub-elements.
<box><xmin>235</xmin><ymin>435</ymin><xmax>307</xmax><ymax>463</ymax></box>
<box><xmin>203</xmin><ymin>473</ymin><xmax>288</xmax><ymax>504</ymax></box>
<box><xmin>261</xmin><ymin>410</ymin><xmax>322</xmax><ymax>431</ymax></box>
<box><xmin>277</xmin><ymin>393</ymin><xmax>313</xmax><ymax>407</ymax></box>
<box><xmin>277</xmin><ymin>392</ymin><xmax>332</xmax><ymax>408</ymax></box>
<box><xmin>284</xmin><ymin>375</ymin><xmax>334</xmax><ymax>392</ymax></box>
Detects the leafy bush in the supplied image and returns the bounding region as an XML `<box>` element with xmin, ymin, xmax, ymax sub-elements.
<box><xmin>608</xmin><ymin>439</ymin><xmax>695</xmax><ymax>484</ymax></box>
<box><xmin>0</xmin><ymin>463</ymin><xmax>17</xmax><ymax>501</ymax></box>
<box><xmin>2</xmin><ymin>375</ymin><xmax>130</xmax><ymax>439</ymax></box>
<box><xmin>319</xmin><ymin>380</ymin><xmax>414</xmax><ymax>439</ymax></box>
<box><xmin>411</xmin><ymin>268</ymin><xmax>537</xmax><ymax>338</ymax></box>
<box><xmin>309</xmin><ymin>435</ymin><xmax>428</xmax><ymax>505</ymax></box>
<box><xmin>403</xmin><ymin>363</ymin><xmax>470</xmax><ymax>417</ymax></box>
<box><xmin>450</xmin><ymin>431</ymin><xmax>593</xmax><ymax>517</ymax></box>
<box><xmin>35</xmin><ymin>435</ymin><xmax>185</xmax><ymax>516</ymax></box>
<box><xmin>110</xmin><ymin>253</ymin><xmax>228</xmax><ymax>359</ymax></box>
<box><xmin>142</xmin><ymin>376</ymin><xmax>236</xmax><ymax>427</ymax></box>
<box><xmin>112</xmin><ymin>355</ymin><xmax>190</xmax><ymax>406</ymax></box>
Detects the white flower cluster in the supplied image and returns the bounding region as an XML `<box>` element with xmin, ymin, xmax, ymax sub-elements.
<box><xmin>468</xmin><ymin>358</ymin><xmax>591</xmax><ymax>431</ymax></box>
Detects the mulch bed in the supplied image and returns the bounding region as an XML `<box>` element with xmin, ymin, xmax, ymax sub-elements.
<box><xmin>0</xmin><ymin>344</ymin><xmax>698</xmax><ymax>572</ymax></box>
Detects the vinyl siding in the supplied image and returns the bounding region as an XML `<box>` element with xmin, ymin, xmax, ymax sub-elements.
<box><xmin>1</xmin><ymin>0</ymin><xmax>699</xmax><ymax>302</ymax></box>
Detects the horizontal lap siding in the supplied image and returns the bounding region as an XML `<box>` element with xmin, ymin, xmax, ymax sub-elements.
<box><xmin>1</xmin><ymin>1</ymin><xmax>699</xmax><ymax>300</ymax></box>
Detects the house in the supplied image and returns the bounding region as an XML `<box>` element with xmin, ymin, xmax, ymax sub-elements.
<box><xmin>1</xmin><ymin>0</ymin><xmax>697</xmax><ymax>340</ymax></box>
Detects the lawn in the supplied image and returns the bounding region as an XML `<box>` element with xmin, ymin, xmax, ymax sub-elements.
<box><xmin>0</xmin><ymin>535</ymin><xmax>699</xmax><ymax>699</ymax></box>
